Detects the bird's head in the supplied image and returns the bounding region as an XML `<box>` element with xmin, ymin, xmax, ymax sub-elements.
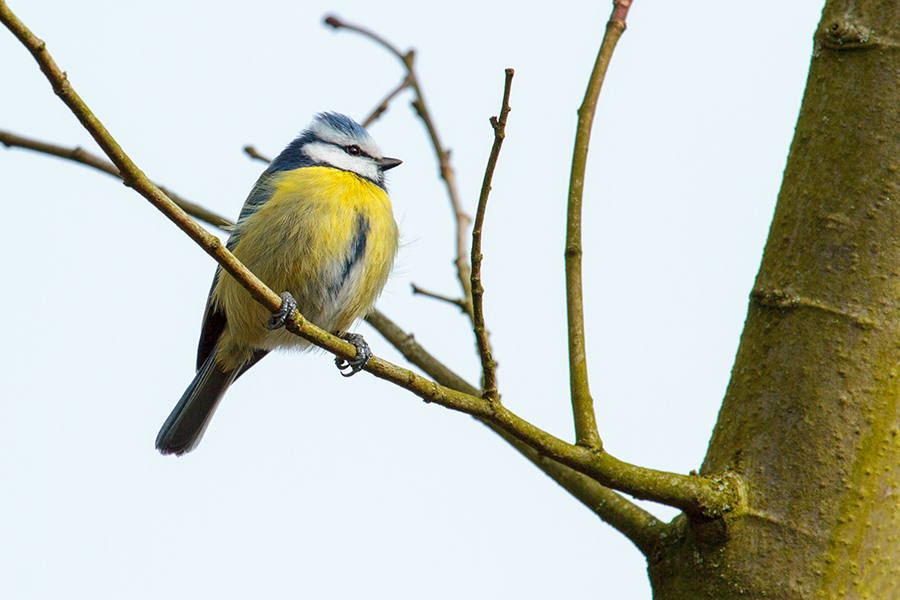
<box><xmin>270</xmin><ymin>112</ymin><xmax>401</xmax><ymax>188</ymax></box>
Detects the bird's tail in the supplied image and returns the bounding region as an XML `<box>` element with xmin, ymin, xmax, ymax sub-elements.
<box><xmin>156</xmin><ymin>349</ymin><xmax>238</xmax><ymax>456</ymax></box>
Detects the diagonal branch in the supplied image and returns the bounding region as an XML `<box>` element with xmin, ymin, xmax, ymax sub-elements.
<box><xmin>565</xmin><ymin>0</ymin><xmax>633</xmax><ymax>450</ymax></box>
<box><xmin>0</xmin><ymin>128</ymin><xmax>232</xmax><ymax>230</ymax></box>
<box><xmin>470</xmin><ymin>68</ymin><xmax>514</xmax><ymax>401</ymax></box>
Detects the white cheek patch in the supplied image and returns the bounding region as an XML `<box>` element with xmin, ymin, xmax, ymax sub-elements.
<box><xmin>303</xmin><ymin>142</ymin><xmax>380</xmax><ymax>182</ymax></box>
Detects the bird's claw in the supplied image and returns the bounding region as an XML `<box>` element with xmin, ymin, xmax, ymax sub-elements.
<box><xmin>335</xmin><ymin>333</ymin><xmax>372</xmax><ymax>377</ymax></box>
<box><xmin>268</xmin><ymin>292</ymin><xmax>297</xmax><ymax>330</ymax></box>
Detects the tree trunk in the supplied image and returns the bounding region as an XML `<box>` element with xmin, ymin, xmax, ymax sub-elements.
<box><xmin>648</xmin><ymin>1</ymin><xmax>900</xmax><ymax>597</ymax></box>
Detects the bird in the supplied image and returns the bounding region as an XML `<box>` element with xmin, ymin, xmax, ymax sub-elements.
<box><xmin>155</xmin><ymin>112</ymin><xmax>401</xmax><ymax>456</ymax></box>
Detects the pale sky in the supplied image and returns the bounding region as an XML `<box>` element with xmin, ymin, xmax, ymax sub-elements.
<box><xmin>1</xmin><ymin>1</ymin><xmax>824</xmax><ymax>598</ymax></box>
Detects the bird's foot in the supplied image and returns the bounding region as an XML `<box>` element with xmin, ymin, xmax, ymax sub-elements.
<box><xmin>335</xmin><ymin>333</ymin><xmax>372</xmax><ymax>377</ymax></box>
<box><xmin>267</xmin><ymin>292</ymin><xmax>298</xmax><ymax>330</ymax></box>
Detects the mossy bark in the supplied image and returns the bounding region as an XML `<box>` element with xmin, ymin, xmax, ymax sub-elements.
<box><xmin>648</xmin><ymin>1</ymin><xmax>900</xmax><ymax>597</ymax></box>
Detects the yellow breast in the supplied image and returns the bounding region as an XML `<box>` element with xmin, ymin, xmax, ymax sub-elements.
<box><xmin>212</xmin><ymin>166</ymin><xmax>399</xmax><ymax>369</ymax></box>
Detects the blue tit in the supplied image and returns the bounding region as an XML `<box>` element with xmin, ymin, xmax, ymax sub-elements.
<box><xmin>156</xmin><ymin>112</ymin><xmax>401</xmax><ymax>456</ymax></box>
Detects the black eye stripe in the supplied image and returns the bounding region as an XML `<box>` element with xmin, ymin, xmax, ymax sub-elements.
<box><xmin>344</xmin><ymin>144</ymin><xmax>368</xmax><ymax>158</ymax></box>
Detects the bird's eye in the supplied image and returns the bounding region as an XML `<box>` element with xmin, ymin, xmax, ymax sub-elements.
<box><xmin>346</xmin><ymin>144</ymin><xmax>362</xmax><ymax>156</ymax></box>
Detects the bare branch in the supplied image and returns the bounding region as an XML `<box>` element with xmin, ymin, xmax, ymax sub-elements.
<box><xmin>324</xmin><ymin>15</ymin><xmax>406</xmax><ymax>60</ymax></box>
<box><xmin>470</xmin><ymin>68</ymin><xmax>514</xmax><ymax>402</ymax></box>
<box><xmin>243</xmin><ymin>145</ymin><xmax>272</xmax><ymax>164</ymax></box>
<box><xmin>564</xmin><ymin>0</ymin><xmax>632</xmax><ymax>449</ymax></box>
<box><xmin>362</xmin><ymin>74</ymin><xmax>414</xmax><ymax>128</ymax></box>
<box><xmin>410</xmin><ymin>283</ymin><xmax>469</xmax><ymax>312</ymax></box>
<box><xmin>0</xmin><ymin>128</ymin><xmax>233</xmax><ymax>230</ymax></box>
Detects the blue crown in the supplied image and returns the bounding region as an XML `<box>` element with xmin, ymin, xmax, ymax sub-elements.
<box><xmin>315</xmin><ymin>111</ymin><xmax>370</xmax><ymax>140</ymax></box>
<box><xmin>268</xmin><ymin>112</ymin><xmax>371</xmax><ymax>174</ymax></box>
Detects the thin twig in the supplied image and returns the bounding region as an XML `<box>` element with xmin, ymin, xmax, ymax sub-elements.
<box><xmin>243</xmin><ymin>145</ymin><xmax>272</xmax><ymax>163</ymax></box>
<box><xmin>324</xmin><ymin>15</ymin><xmax>406</xmax><ymax>59</ymax></box>
<box><xmin>1</xmin><ymin>0</ymin><xmax>735</xmax><ymax>521</ymax></box>
<box><xmin>325</xmin><ymin>14</ymin><xmax>475</xmax><ymax>320</ymax></box>
<box><xmin>0</xmin><ymin>128</ymin><xmax>233</xmax><ymax>230</ymax></box>
<box><xmin>362</xmin><ymin>74</ymin><xmax>414</xmax><ymax>128</ymax></box>
<box><xmin>410</xmin><ymin>284</ymin><xmax>468</xmax><ymax>311</ymax></box>
<box><xmin>565</xmin><ymin>0</ymin><xmax>632</xmax><ymax>450</ymax></box>
<box><xmin>471</xmin><ymin>68</ymin><xmax>514</xmax><ymax>402</ymax></box>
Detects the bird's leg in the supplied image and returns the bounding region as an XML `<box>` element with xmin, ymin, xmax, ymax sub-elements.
<box><xmin>335</xmin><ymin>333</ymin><xmax>373</xmax><ymax>377</ymax></box>
<box><xmin>267</xmin><ymin>291</ymin><xmax>298</xmax><ymax>330</ymax></box>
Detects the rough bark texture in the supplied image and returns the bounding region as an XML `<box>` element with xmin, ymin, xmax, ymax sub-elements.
<box><xmin>648</xmin><ymin>1</ymin><xmax>900</xmax><ymax>597</ymax></box>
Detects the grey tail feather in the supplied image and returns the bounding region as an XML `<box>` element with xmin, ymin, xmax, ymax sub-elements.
<box><xmin>156</xmin><ymin>349</ymin><xmax>239</xmax><ymax>456</ymax></box>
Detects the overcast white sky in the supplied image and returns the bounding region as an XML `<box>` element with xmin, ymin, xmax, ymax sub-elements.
<box><xmin>1</xmin><ymin>1</ymin><xmax>824</xmax><ymax>598</ymax></box>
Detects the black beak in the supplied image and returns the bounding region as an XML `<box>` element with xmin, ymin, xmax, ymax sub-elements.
<box><xmin>379</xmin><ymin>156</ymin><xmax>402</xmax><ymax>171</ymax></box>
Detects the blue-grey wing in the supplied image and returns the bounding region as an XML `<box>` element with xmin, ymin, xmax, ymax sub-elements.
<box><xmin>195</xmin><ymin>169</ymin><xmax>278</xmax><ymax>371</ymax></box>
<box><xmin>196</xmin><ymin>271</ymin><xmax>225</xmax><ymax>371</ymax></box>
<box><xmin>227</xmin><ymin>169</ymin><xmax>278</xmax><ymax>250</ymax></box>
